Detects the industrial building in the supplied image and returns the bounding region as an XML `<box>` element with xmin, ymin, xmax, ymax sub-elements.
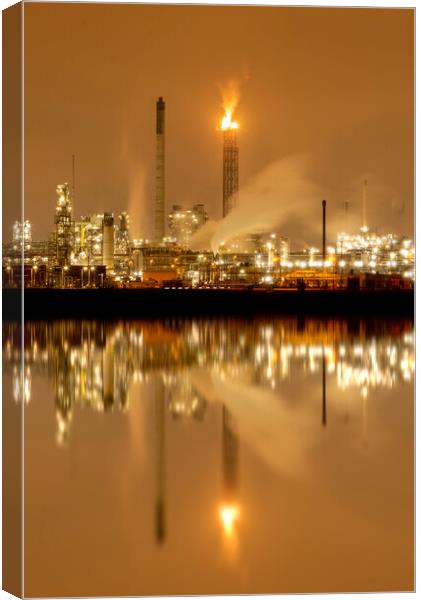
<box><xmin>1</xmin><ymin>97</ymin><xmax>414</xmax><ymax>291</ymax></box>
<box><xmin>54</xmin><ymin>183</ymin><xmax>74</xmax><ymax>266</ymax></box>
<box><xmin>168</xmin><ymin>203</ymin><xmax>208</xmax><ymax>246</ymax></box>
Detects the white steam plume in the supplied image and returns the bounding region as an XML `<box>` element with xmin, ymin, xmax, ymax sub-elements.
<box><xmin>190</xmin><ymin>155</ymin><xmax>405</xmax><ymax>253</ymax></box>
<box><xmin>211</xmin><ymin>155</ymin><xmax>323</xmax><ymax>253</ymax></box>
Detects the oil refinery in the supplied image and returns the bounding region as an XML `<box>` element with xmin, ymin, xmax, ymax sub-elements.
<box><xmin>2</xmin><ymin>96</ymin><xmax>414</xmax><ymax>293</ymax></box>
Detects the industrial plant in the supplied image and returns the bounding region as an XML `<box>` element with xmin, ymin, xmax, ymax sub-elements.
<box><xmin>2</xmin><ymin>96</ymin><xmax>414</xmax><ymax>291</ymax></box>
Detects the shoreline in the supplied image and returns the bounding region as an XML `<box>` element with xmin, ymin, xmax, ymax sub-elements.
<box><xmin>3</xmin><ymin>288</ymin><xmax>414</xmax><ymax>320</ymax></box>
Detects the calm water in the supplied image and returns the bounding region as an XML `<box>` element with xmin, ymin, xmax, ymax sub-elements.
<box><xmin>3</xmin><ymin>317</ymin><xmax>414</xmax><ymax>596</ymax></box>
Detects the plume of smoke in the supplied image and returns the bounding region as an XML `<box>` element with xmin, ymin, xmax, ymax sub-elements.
<box><xmin>189</xmin><ymin>219</ymin><xmax>219</xmax><ymax>251</ymax></box>
<box><xmin>117</xmin><ymin>125</ymin><xmax>151</xmax><ymax>240</ymax></box>
<box><xmin>191</xmin><ymin>155</ymin><xmax>409</xmax><ymax>253</ymax></box>
<box><xmin>127</xmin><ymin>166</ymin><xmax>149</xmax><ymax>239</ymax></box>
<box><xmin>210</xmin><ymin>155</ymin><xmax>323</xmax><ymax>253</ymax></box>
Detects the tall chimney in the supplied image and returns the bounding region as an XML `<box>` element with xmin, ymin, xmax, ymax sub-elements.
<box><xmin>322</xmin><ymin>199</ymin><xmax>326</xmax><ymax>265</ymax></box>
<box><xmin>155</xmin><ymin>97</ymin><xmax>165</xmax><ymax>241</ymax></box>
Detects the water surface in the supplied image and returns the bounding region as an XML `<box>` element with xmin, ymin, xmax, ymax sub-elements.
<box><xmin>3</xmin><ymin>317</ymin><xmax>414</xmax><ymax>596</ymax></box>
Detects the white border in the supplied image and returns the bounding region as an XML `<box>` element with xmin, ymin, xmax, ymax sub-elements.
<box><xmin>0</xmin><ymin>2</ymin><xmax>416</xmax><ymax>600</ymax></box>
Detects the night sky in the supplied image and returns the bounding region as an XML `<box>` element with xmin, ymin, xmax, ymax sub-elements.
<box><xmin>22</xmin><ymin>4</ymin><xmax>413</xmax><ymax>245</ymax></box>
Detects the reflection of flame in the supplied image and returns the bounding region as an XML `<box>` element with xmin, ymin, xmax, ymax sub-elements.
<box><xmin>219</xmin><ymin>503</ymin><xmax>240</xmax><ymax>537</ymax></box>
<box><xmin>221</xmin><ymin>109</ymin><xmax>239</xmax><ymax>131</ymax></box>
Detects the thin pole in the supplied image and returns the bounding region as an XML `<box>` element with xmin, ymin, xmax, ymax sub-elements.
<box><xmin>362</xmin><ymin>179</ymin><xmax>368</xmax><ymax>230</ymax></box>
<box><xmin>322</xmin><ymin>200</ymin><xmax>326</xmax><ymax>265</ymax></box>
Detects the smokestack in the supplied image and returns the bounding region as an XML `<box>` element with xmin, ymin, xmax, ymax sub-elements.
<box><xmin>362</xmin><ymin>179</ymin><xmax>368</xmax><ymax>232</ymax></box>
<box><xmin>222</xmin><ymin>128</ymin><xmax>239</xmax><ymax>217</ymax></box>
<box><xmin>155</xmin><ymin>97</ymin><xmax>165</xmax><ymax>241</ymax></box>
<box><xmin>322</xmin><ymin>199</ymin><xmax>326</xmax><ymax>265</ymax></box>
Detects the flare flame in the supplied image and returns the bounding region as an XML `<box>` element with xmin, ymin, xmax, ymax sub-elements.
<box><xmin>221</xmin><ymin>109</ymin><xmax>239</xmax><ymax>131</ymax></box>
<box><xmin>219</xmin><ymin>79</ymin><xmax>240</xmax><ymax>130</ymax></box>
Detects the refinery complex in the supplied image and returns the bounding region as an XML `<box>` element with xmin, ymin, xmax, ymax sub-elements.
<box><xmin>2</xmin><ymin>97</ymin><xmax>414</xmax><ymax>291</ymax></box>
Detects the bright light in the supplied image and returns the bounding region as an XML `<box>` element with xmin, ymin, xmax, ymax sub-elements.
<box><xmin>221</xmin><ymin>109</ymin><xmax>238</xmax><ymax>131</ymax></box>
<box><xmin>219</xmin><ymin>504</ymin><xmax>240</xmax><ymax>536</ymax></box>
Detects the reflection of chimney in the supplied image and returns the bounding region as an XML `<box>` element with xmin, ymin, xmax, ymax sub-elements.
<box><xmin>155</xmin><ymin>97</ymin><xmax>166</xmax><ymax>241</ymax></box>
<box><xmin>322</xmin><ymin>351</ymin><xmax>327</xmax><ymax>427</ymax></box>
<box><xmin>222</xmin><ymin>406</ymin><xmax>239</xmax><ymax>499</ymax></box>
<box><xmin>222</xmin><ymin>129</ymin><xmax>239</xmax><ymax>218</ymax></box>
<box><xmin>103</xmin><ymin>335</ymin><xmax>114</xmax><ymax>411</ymax></box>
<box><xmin>155</xmin><ymin>379</ymin><xmax>166</xmax><ymax>544</ymax></box>
<box><xmin>322</xmin><ymin>200</ymin><xmax>326</xmax><ymax>265</ymax></box>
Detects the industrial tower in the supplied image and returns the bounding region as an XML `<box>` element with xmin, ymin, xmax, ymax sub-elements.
<box><xmin>54</xmin><ymin>183</ymin><xmax>74</xmax><ymax>266</ymax></box>
<box><xmin>155</xmin><ymin>97</ymin><xmax>166</xmax><ymax>241</ymax></box>
<box><xmin>222</xmin><ymin>127</ymin><xmax>239</xmax><ymax>217</ymax></box>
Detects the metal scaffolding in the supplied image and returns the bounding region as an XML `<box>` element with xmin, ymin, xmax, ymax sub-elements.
<box><xmin>222</xmin><ymin>129</ymin><xmax>239</xmax><ymax>217</ymax></box>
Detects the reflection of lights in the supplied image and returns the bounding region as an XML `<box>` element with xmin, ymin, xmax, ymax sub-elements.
<box><xmin>13</xmin><ymin>366</ymin><xmax>31</xmax><ymax>404</ymax></box>
<box><xmin>219</xmin><ymin>503</ymin><xmax>240</xmax><ymax>537</ymax></box>
<box><xmin>3</xmin><ymin>320</ymin><xmax>414</xmax><ymax>440</ymax></box>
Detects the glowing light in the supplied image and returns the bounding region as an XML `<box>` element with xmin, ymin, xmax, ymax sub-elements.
<box><xmin>221</xmin><ymin>109</ymin><xmax>238</xmax><ymax>131</ymax></box>
<box><xmin>219</xmin><ymin>504</ymin><xmax>240</xmax><ymax>536</ymax></box>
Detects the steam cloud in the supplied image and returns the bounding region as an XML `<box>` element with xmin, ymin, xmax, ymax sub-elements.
<box><xmin>191</xmin><ymin>155</ymin><xmax>325</xmax><ymax>252</ymax></box>
<box><xmin>190</xmin><ymin>154</ymin><xmax>405</xmax><ymax>253</ymax></box>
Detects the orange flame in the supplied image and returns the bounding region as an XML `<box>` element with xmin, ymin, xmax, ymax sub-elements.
<box><xmin>219</xmin><ymin>80</ymin><xmax>240</xmax><ymax>130</ymax></box>
<box><xmin>221</xmin><ymin>109</ymin><xmax>239</xmax><ymax>131</ymax></box>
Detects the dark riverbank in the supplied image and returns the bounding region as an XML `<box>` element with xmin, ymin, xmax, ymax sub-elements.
<box><xmin>2</xmin><ymin>288</ymin><xmax>414</xmax><ymax>320</ymax></box>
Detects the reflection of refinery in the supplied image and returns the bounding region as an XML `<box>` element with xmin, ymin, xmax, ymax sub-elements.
<box><xmin>2</xmin><ymin>95</ymin><xmax>414</xmax><ymax>290</ymax></box>
<box><xmin>3</xmin><ymin>318</ymin><xmax>414</xmax><ymax>444</ymax></box>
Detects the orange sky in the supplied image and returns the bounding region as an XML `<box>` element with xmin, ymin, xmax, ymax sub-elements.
<box><xmin>21</xmin><ymin>4</ymin><xmax>413</xmax><ymax>243</ymax></box>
